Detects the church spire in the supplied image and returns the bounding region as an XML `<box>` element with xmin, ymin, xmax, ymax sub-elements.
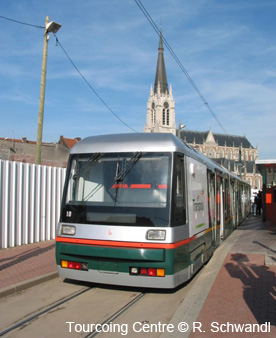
<box><xmin>144</xmin><ymin>29</ymin><xmax>176</xmax><ymax>135</ymax></box>
<box><xmin>154</xmin><ymin>29</ymin><xmax>168</xmax><ymax>94</ymax></box>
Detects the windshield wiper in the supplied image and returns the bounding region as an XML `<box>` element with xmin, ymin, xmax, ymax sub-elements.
<box><xmin>114</xmin><ymin>151</ymin><xmax>142</xmax><ymax>183</ymax></box>
<box><xmin>113</xmin><ymin>151</ymin><xmax>142</xmax><ymax>205</ymax></box>
<box><xmin>73</xmin><ymin>153</ymin><xmax>102</xmax><ymax>180</ymax></box>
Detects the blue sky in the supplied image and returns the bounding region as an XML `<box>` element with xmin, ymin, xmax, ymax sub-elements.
<box><xmin>0</xmin><ymin>0</ymin><xmax>275</xmax><ymax>159</ymax></box>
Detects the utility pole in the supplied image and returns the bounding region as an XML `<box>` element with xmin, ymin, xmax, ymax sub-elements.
<box><xmin>35</xmin><ymin>15</ymin><xmax>50</xmax><ymax>165</ymax></box>
<box><xmin>35</xmin><ymin>17</ymin><xmax>61</xmax><ymax>165</ymax></box>
<box><xmin>178</xmin><ymin>119</ymin><xmax>181</xmax><ymax>138</ymax></box>
<box><xmin>178</xmin><ymin>119</ymin><xmax>186</xmax><ymax>139</ymax></box>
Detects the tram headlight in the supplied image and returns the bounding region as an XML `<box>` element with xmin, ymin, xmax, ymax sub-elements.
<box><xmin>146</xmin><ymin>230</ymin><xmax>166</xmax><ymax>240</ymax></box>
<box><xmin>61</xmin><ymin>225</ymin><xmax>76</xmax><ymax>235</ymax></box>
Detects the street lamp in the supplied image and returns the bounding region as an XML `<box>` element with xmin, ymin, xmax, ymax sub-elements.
<box><xmin>35</xmin><ymin>16</ymin><xmax>62</xmax><ymax>165</ymax></box>
<box><xmin>177</xmin><ymin>119</ymin><xmax>186</xmax><ymax>138</ymax></box>
<box><xmin>46</xmin><ymin>21</ymin><xmax>62</xmax><ymax>34</ymax></box>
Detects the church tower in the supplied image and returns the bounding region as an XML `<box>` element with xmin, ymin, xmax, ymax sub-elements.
<box><xmin>144</xmin><ymin>30</ymin><xmax>176</xmax><ymax>135</ymax></box>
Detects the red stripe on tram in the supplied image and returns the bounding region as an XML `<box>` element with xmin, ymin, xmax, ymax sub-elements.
<box><xmin>130</xmin><ymin>184</ymin><xmax>151</xmax><ymax>189</ymax></box>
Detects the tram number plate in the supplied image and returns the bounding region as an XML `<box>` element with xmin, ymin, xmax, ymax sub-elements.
<box><xmin>98</xmin><ymin>259</ymin><xmax>118</xmax><ymax>274</ymax></box>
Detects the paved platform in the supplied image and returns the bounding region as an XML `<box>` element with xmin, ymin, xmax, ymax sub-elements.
<box><xmin>163</xmin><ymin>215</ymin><xmax>276</xmax><ymax>337</ymax></box>
<box><xmin>0</xmin><ymin>240</ymin><xmax>57</xmax><ymax>297</ymax></box>
<box><xmin>1</xmin><ymin>215</ymin><xmax>276</xmax><ymax>337</ymax></box>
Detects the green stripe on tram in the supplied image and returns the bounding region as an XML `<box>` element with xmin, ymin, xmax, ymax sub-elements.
<box><xmin>195</xmin><ymin>223</ymin><xmax>205</xmax><ymax>229</ymax></box>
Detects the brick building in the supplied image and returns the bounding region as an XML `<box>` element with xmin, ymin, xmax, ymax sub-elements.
<box><xmin>0</xmin><ymin>135</ymin><xmax>80</xmax><ymax>168</ymax></box>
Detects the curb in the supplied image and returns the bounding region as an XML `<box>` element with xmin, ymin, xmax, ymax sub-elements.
<box><xmin>0</xmin><ymin>271</ymin><xmax>59</xmax><ymax>299</ymax></box>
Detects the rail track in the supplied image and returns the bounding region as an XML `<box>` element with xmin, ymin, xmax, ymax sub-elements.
<box><xmin>84</xmin><ymin>293</ymin><xmax>145</xmax><ymax>338</ymax></box>
<box><xmin>0</xmin><ymin>287</ymin><xmax>90</xmax><ymax>336</ymax></box>
<box><xmin>0</xmin><ymin>285</ymin><xmax>145</xmax><ymax>337</ymax></box>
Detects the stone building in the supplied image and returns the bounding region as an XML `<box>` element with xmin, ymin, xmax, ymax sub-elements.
<box><xmin>179</xmin><ymin>129</ymin><xmax>261</xmax><ymax>189</ymax></box>
<box><xmin>144</xmin><ymin>30</ymin><xmax>176</xmax><ymax>135</ymax></box>
<box><xmin>144</xmin><ymin>30</ymin><xmax>262</xmax><ymax>189</ymax></box>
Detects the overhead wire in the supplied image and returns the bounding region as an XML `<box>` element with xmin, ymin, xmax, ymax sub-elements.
<box><xmin>134</xmin><ymin>0</ymin><xmax>227</xmax><ymax>134</ymax></box>
<box><xmin>0</xmin><ymin>15</ymin><xmax>44</xmax><ymax>29</ymax></box>
<box><xmin>0</xmin><ymin>14</ymin><xmax>139</xmax><ymax>133</ymax></box>
<box><xmin>54</xmin><ymin>35</ymin><xmax>139</xmax><ymax>133</ymax></box>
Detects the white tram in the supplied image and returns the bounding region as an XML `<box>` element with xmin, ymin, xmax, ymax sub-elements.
<box><xmin>56</xmin><ymin>133</ymin><xmax>251</xmax><ymax>288</ymax></box>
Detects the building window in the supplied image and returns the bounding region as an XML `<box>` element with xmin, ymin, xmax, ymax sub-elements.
<box><xmin>207</xmin><ymin>148</ymin><xmax>215</xmax><ymax>158</ymax></box>
<box><xmin>151</xmin><ymin>103</ymin><xmax>156</xmax><ymax>126</ymax></box>
<box><xmin>162</xmin><ymin>102</ymin><xmax>170</xmax><ymax>126</ymax></box>
<box><xmin>151</xmin><ymin>109</ymin><xmax>156</xmax><ymax>124</ymax></box>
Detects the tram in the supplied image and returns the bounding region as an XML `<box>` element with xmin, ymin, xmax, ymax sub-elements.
<box><xmin>56</xmin><ymin>133</ymin><xmax>251</xmax><ymax>288</ymax></box>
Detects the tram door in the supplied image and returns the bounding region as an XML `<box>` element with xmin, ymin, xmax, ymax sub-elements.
<box><xmin>220</xmin><ymin>180</ymin><xmax>225</xmax><ymax>239</ymax></box>
<box><xmin>230</xmin><ymin>179</ymin><xmax>236</xmax><ymax>229</ymax></box>
<box><xmin>207</xmin><ymin>171</ymin><xmax>221</xmax><ymax>247</ymax></box>
<box><xmin>222</xmin><ymin>176</ymin><xmax>231</xmax><ymax>238</ymax></box>
<box><xmin>215</xmin><ymin>174</ymin><xmax>222</xmax><ymax>245</ymax></box>
<box><xmin>207</xmin><ymin>171</ymin><xmax>216</xmax><ymax>246</ymax></box>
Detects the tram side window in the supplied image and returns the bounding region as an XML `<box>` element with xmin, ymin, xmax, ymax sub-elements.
<box><xmin>173</xmin><ymin>153</ymin><xmax>186</xmax><ymax>226</ymax></box>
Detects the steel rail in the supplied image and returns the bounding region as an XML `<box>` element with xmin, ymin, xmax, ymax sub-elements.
<box><xmin>0</xmin><ymin>287</ymin><xmax>91</xmax><ymax>336</ymax></box>
<box><xmin>85</xmin><ymin>292</ymin><xmax>145</xmax><ymax>338</ymax></box>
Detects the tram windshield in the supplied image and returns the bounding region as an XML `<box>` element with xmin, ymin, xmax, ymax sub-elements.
<box><xmin>61</xmin><ymin>152</ymin><xmax>171</xmax><ymax>227</ymax></box>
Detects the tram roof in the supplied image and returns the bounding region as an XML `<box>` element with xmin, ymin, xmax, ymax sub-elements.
<box><xmin>70</xmin><ymin>133</ymin><xmax>245</xmax><ymax>178</ymax></box>
<box><xmin>70</xmin><ymin>133</ymin><xmax>187</xmax><ymax>154</ymax></box>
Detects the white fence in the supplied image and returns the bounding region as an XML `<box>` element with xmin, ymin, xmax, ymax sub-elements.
<box><xmin>0</xmin><ymin>160</ymin><xmax>66</xmax><ymax>249</ymax></box>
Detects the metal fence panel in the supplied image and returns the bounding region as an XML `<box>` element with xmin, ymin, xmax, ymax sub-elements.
<box><xmin>0</xmin><ymin>160</ymin><xmax>66</xmax><ymax>249</ymax></box>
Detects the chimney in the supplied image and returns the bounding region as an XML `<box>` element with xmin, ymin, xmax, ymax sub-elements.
<box><xmin>59</xmin><ymin>135</ymin><xmax>64</xmax><ymax>145</ymax></box>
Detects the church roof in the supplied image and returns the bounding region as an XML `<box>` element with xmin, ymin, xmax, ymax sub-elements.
<box><xmin>154</xmin><ymin>30</ymin><xmax>168</xmax><ymax>94</ymax></box>
<box><xmin>180</xmin><ymin>129</ymin><xmax>254</xmax><ymax>149</ymax></box>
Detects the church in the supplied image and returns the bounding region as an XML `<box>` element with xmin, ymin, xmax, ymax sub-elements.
<box><xmin>144</xmin><ymin>31</ymin><xmax>261</xmax><ymax>190</ymax></box>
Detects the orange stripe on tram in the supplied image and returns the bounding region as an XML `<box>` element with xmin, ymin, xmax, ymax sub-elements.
<box><xmin>56</xmin><ymin>236</ymin><xmax>197</xmax><ymax>249</ymax></box>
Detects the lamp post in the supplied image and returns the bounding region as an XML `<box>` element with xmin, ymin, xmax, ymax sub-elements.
<box><xmin>177</xmin><ymin>119</ymin><xmax>186</xmax><ymax>139</ymax></box>
<box><xmin>35</xmin><ymin>16</ymin><xmax>62</xmax><ymax>165</ymax></box>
